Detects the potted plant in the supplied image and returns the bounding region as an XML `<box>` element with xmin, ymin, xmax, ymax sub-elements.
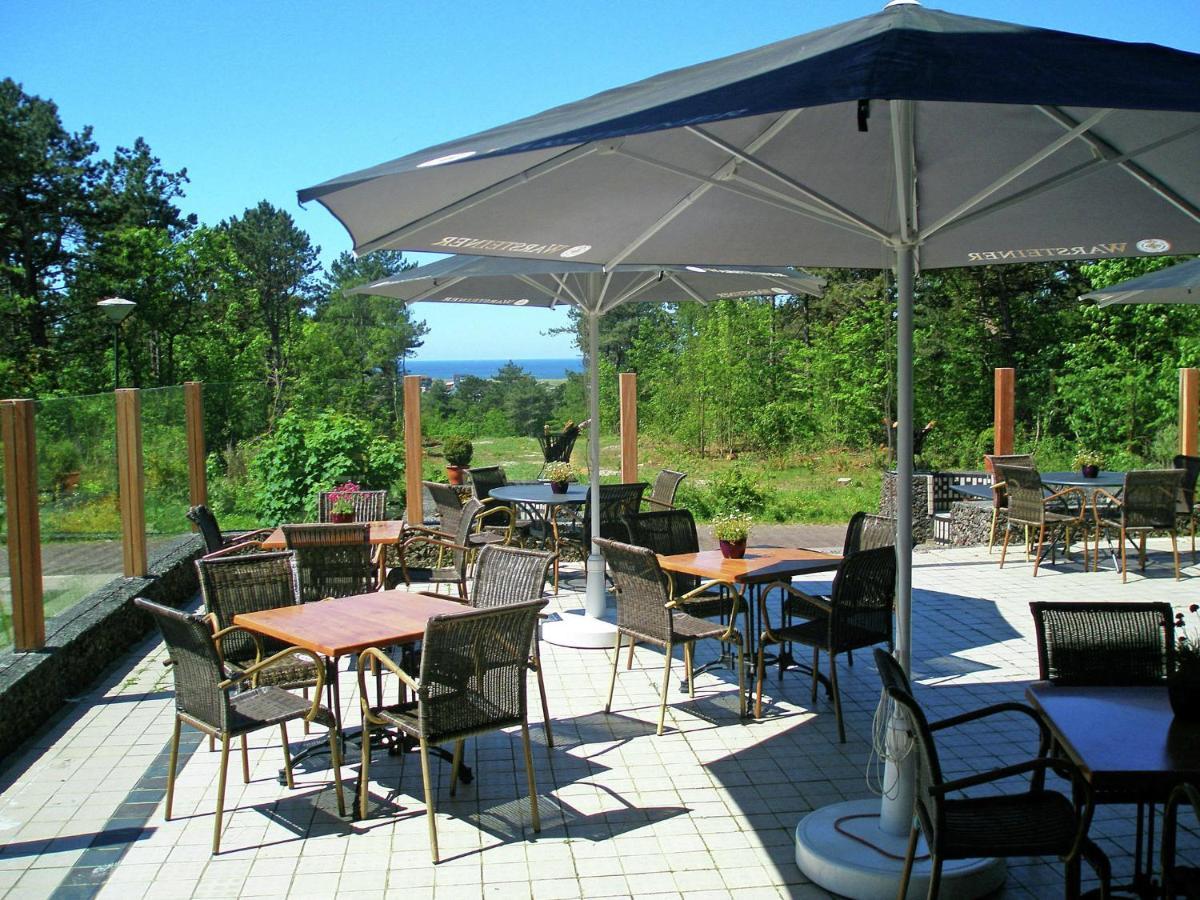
<box><xmin>712</xmin><ymin>512</ymin><xmax>753</xmax><ymax>559</ymax></box>
<box><xmin>1172</xmin><ymin>606</ymin><xmax>1200</xmax><ymax>721</ymax></box>
<box><xmin>1073</xmin><ymin>449</ymin><xmax>1105</xmax><ymax>479</ymax></box>
<box><xmin>329</xmin><ymin>481</ymin><xmax>360</xmax><ymax>522</ymax></box>
<box><xmin>442</xmin><ymin>436</ymin><xmax>473</xmax><ymax>485</ymax></box>
<box><xmin>544</xmin><ymin>461</ymin><xmax>574</xmax><ymax>494</ymax></box>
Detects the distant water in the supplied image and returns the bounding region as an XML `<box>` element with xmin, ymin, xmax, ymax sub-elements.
<box><xmin>406</xmin><ymin>357</ymin><xmax>583</xmax><ymax>381</ymax></box>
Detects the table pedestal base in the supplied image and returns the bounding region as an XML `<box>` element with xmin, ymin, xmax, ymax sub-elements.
<box><xmin>542</xmin><ymin>609</ymin><xmax>618</xmax><ymax>649</ymax></box>
<box><xmin>795</xmin><ymin>798</ymin><xmax>1005</xmax><ymax>899</ymax></box>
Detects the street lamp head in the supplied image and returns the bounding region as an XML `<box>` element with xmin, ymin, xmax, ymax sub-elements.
<box><xmin>97</xmin><ymin>296</ymin><xmax>136</xmax><ymax>323</ymax></box>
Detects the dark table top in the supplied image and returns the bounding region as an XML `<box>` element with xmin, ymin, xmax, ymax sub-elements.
<box><xmin>490</xmin><ymin>483</ymin><xmax>589</xmax><ymax>506</ymax></box>
<box><xmin>1026</xmin><ymin>682</ymin><xmax>1200</xmax><ymax>796</ymax></box>
<box><xmin>1039</xmin><ymin>470</ymin><xmax>1126</xmax><ymax>489</ymax></box>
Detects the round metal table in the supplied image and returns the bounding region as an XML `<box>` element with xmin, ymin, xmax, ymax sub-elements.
<box><xmin>488</xmin><ymin>483</ymin><xmax>588</xmax><ymax>594</ymax></box>
<box><xmin>1039</xmin><ymin>470</ymin><xmax>1126</xmax><ymax>489</ymax></box>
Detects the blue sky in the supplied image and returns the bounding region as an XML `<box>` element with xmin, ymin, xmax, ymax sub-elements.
<box><xmin>5</xmin><ymin>1</ymin><xmax>1199</xmax><ymax>360</ymax></box>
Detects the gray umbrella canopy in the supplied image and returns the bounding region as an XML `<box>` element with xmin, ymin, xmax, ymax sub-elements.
<box><xmin>1085</xmin><ymin>257</ymin><xmax>1200</xmax><ymax>306</ymax></box>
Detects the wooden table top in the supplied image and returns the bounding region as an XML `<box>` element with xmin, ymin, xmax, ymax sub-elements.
<box><xmin>233</xmin><ymin>590</ymin><xmax>470</xmax><ymax>658</ymax></box>
<box><xmin>657</xmin><ymin>547</ymin><xmax>841</xmax><ymax>584</ymax></box>
<box><xmin>1026</xmin><ymin>683</ymin><xmax>1200</xmax><ymax>795</ymax></box>
<box><xmin>259</xmin><ymin>520</ymin><xmax>405</xmax><ymax>550</ymax></box>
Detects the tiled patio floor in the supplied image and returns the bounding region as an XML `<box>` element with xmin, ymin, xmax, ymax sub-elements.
<box><xmin>1</xmin><ymin>539</ymin><xmax>1197</xmax><ymax>899</ymax></box>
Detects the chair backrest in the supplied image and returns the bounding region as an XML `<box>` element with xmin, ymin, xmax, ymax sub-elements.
<box><xmin>627</xmin><ymin>508</ymin><xmax>702</xmax><ymax>595</ymax></box>
<box><xmin>135</xmin><ymin>597</ymin><xmax>229</xmax><ymax>731</ymax></box>
<box><xmin>985</xmin><ymin>453</ymin><xmax>1035</xmax><ymax>509</ymax></box>
<box><xmin>317</xmin><ymin>489</ymin><xmax>387</xmax><ymax>523</ymax></box>
<box><xmin>416</xmin><ymin>598</ymin><xmax>546</xmax><ymax>742</ymax></box>
<box><xmin>1121</xmin><ymin>469</ymin><xmax>1184</xmax><ymax>529</ymax></box>
<box><xmin>186</xmin><ymin>504</ymin><xmax>225</xmax><ymax>553</ymax></box>
<box><xmin>1030</xmin><ymin>601</ymin><xmax>1175</xmax><ymax>685</ymax></box>
<box><xmin>594</xmin><ymin>537</ymin><xmax>672</xmax><ymax>642</ymax></box>
<box><xmin>873</xmin><ymin>647</ymin><xmax>913</xmax><ymax>696</ymax></box>
<box><xmin>196</xmin><ymin>550</ymin><xmax>301</xmax><ymax>665</ymax></box>
<box><xmin>425</xmin><ymin>480</ymin><xmax>466</xmax><ymax>534</ymax></box>
<box><xmin>281</xmin><ymin>523</ymin><xmax>374</xmax><ymax>602</ymax></box>
<box><xmin>470</xmin><ymin>544</ymin><xmax>553</xmax><ymax>610</ymax></box>
<box><xmin>648</xmin><ymin>469</ymin><xmax>687</xmax><ymax>508</ymax></box>
<box><xmin>829</xmin><ymin>546</ymin><xmax>897</xmax><ymax>652</ymax></box>
<box><xmin>1174</xmin><ymin>454</ymin><xmax>1200</xmax><ymax>510</ymax></box>
<box><xmin>992</xmin><ymin>463</ymin><xmax>1045</xmax><ymax>525</ymax></box>
<box><xmin>537</xmin><ymin>428</ymin><xmax>578</xmax><ymax>463</ymax></box>
<box><xmin>843</xmin><ymin>512</ymin><xmax>896</xmax><ymax>556</ymax></box>
<box><xmin>468</xmin><ymin>466</ymin><xmax>508</xmax><ymax>502</ymax></box>
<box><xmin>585</xmin><ymin>483</ymin><xmax>649</xmax><ymax>544</ymax></box>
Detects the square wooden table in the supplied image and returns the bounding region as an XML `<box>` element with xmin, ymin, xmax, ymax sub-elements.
<box><xmin>259</xmin><ymin>520</ymin><xmax>406</xmax><ymax>584</ymax></box>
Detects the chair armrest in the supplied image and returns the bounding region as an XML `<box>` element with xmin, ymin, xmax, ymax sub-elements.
<box><xmin>357</xmin><ymin>646</ymin><xmax>420</xmax><ymax>723</ymax></box>
<box><xmin>212</xmin><ymin>623</ymin><xmax>265</xmax><ymax>666</ymax></box>
<box><xmin>1045</xmin><ymin>486</ymin><xmax>1087</xmax><ymax>520</ymax></box>
<box><xmin>203</xmin><ymin>539</ymin><xmax>264</xmax><ymax>559</ymax></box>
<box><xmin>230</xmin><ymin>528</ymin><xmax>273</xmax><ymax>544</ymax></box>
<box><xmin>930</xmin><ymin>701</ymin><xmax>1050</xmax><ymax>755</ymax></box>
<box><xmin>933</xmin><ymin>756</ymin><xmax>1084</xmax><ymax>795</ymax></box>
<box><xmin>643</xmin><ymin>497</ymin><xmax>674</xmax><ymax>511</ymax></box>
<box><xmin>1091</xmin><ymin>488</ymin><xmax>1123</xmax><ymax>522</ymax></box>
<box><xmin>756</xmin><ymin>580</ymin><xmax>829</xmax><ymax>641</ymax></box>
<box><xmin>477</xmin><ymin>505</ymin><xmax>514</xmax><ymax>528</ymax></box>
<box><xmin>221</xmin><ymin>646</ymin><xmax>327</xmax><ymax>721</ymax></box>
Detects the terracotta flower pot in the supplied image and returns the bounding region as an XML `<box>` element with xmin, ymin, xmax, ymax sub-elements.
<box><xmin>446</xmin><ymin>465</ymin><xmax>465</xmax><ymax>485</ymax></box>
<box><xmin>719</xmin><ymin>539</ymin><xmax>747</xmax><ymax>559</ymax></box>
<box><xmin>330</xmin><ymin>511</ymin><xmax>354</xmax><ymax>523</ymax></box>
<box><xmin>1081</xmin><ymin>464</ymin><xmax>1100</xmax><ymax>478</ymax></box>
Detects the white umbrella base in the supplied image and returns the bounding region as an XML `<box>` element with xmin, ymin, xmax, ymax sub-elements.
<box><xmin>542</xmin><ymin>609</ymin><xmax>618</xmax><ymax>649</ymax></box>
<box><xmin>795</xmin><ymin>798</ymin><xmax>1005</xmax><ymax>900</ymax></box>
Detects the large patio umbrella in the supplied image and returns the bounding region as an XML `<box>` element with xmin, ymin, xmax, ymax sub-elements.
<box><xmin>1084</xmin><ymin>256</ymin><xmax>1200</xmax><ymax>306</ymax></box>
<box><xmin>301</xmin><ymin>2</ymin><xmax>1200</xmax><ymax>894</ymax></box>
<box><xmin>351</xmin><ymin>254</ymin><xmax>823</xmax><ymax>644</ymax></box>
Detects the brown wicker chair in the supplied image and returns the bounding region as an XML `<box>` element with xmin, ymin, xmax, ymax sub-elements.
<box><xmin>1163</xmin><ymin>782</ymin><xmax>1200</xmax><ymax>899</ymax></box>
<box><xmin>470</xmin><ymin>544</ymin><xmax>555</xmax><ymax>746</ymax></box>
<box><xmin>842</xmin><ymin>511</ymin><xmax>896</xmax><ymax>555</ymax></box>
<box><xmin>389</xmin><ymin>498</ymin><xmax>493</xmax><ymax>601</ymax></box>
<box><xmin>469</xmin><ymin>466</ymin><xmax>531</xmax><ymax>542</ymax></box>
<box><xmin>356</xmin><ymin>599</ymin><xmax>547</xmax><ymax>862</ymax></box>
<box><xmin>317</xmin><ymin>488</ymin><xmax>387</xmax><ymax>523</ymax></box>
<box><xmin>643</xmin><ymin>469</ymin><xmax>687</xmax><ymax>511</ymax></box>
<box><xmin>874</xmin><ymin>649</ymin><xmax>1110</xmax><ymax>899</ymax></box>
<box><xmin>595</xmin><ymin>537</ymin><xmax>745</xmax><ymax>735</ymax></box>
<box><xmin>135</xmin><ymin>597</ymin><xmax>344</xmax><ymax>853</ymax></box>
<box><xmin>281</xmin><ymin>523</ymin><xmax>377</xmax><ymax>602</ymax></box>
<box><xmin>994</xmin><ymin>463</ymin><xmax>1088</xmax><ymax>576</ymax></box>
<box><xmin>1175</xmin><ymin>454</ymin><xmax>1200</xmax><ymax>563</ymax></box>
<box><xmin>1029</xmin><ymin>601</ymin><xmax>1175</xmax><ymax>686</ymax></box>
<box><xmin>1092</xmin><ymin>469</ymin><xmax>1183</xmax><ymax>582</ymax></box>
<box><xmin>186</xmin><ymin>504</ymin><xmax>271</xmax><ymax>556</ymax></box>
<box><xmin>756</xmin><ymin>545</ymin><xmax>896</xmax><ymax>741</ymax></box>
<box><xmin>426</xmin><ymin>480</ymin><xmax>509</xmax><ymax>550</ymax></box>
<box><xmin>983</xmin><ymin>453</ymin><xmax>1035</xmax><ymax>553</ymax></box>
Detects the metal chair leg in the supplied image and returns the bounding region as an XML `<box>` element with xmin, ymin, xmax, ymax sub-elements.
<box><xmin>165</xmin><ymin>717</ymin><xmax>181</xmax><ymax>820</ymax></box>
<box><xmin>449</xmin><ymin>739</ymin><xmax>465</xmax><ymax>797</ymax></box>
<box><xmin>684</xmin><ymin>643</ymin><xmax>695</xmax><ymax>698</ymax></box>
<box><xmin>419</xmin><ymin>737</ymin><xmax>439</xmax><ymax>863</ymax></box>
<box><xmin>533</xmin><ymin>652</ymin><xmax>554</xmax><ymax>748</ymax></box>
<box><xmin>358</xmin><ymin>724</ymin><xmax>371</xmax><ymax>820</ymax></box>
<box><xmin>897</xmin><ymin>822</ymin><xmax>919</xmax><ymax>900</ymax></box>
<box><xmin>212</xmin><ymin>734</ymin><xmax>230</xmax><ymax>855</ymax></box>
<box><xmin>830</xmin><ymin>651</ymin><xmax>845</xmax><ymax>743</ymax></box>
<box><xmin>605</xmin><ymin>632</ymin><xmax>622</xmax><ymax>713</ymax></box>
<box><xmin>327</xmin><ymin>728</ymin><xmax>345</xmax><ymax>818</ymax></box>
<box><xmin>280</xmin><ymin>723</ymin><xmax>294</xmax><ymax>789</ymax></box>
<box><xmin>240</xmin><ymin>735</ymin><xmax>250</xmax><ymax>783</ymax></box>
<box><xmin>521</xmin><ymin>721</ymin><xmax>540</xmax><ymax>833</ymax></box>
<box><xmin>657</xmin><ymin>642</ymin><xmax>673</xmax><ymax>736</ymax></box>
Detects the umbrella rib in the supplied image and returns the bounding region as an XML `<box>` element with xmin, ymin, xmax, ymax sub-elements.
<box><xmin>890</xmin><ymin>99</ymin><xmax>918</xmax><ymax>247</ymax></box>
<box><xmin>513</xmin><ymin>274</ymin><xmax>572</xmax><ymax>306</ymax></box>
<box><xmin>405</xmin><ymin>275</ymin><xmax>468</xmax><ymax>303</ymax></box>
<box><xmin>548</xmin><ymin>274</ymin><xmax>588</xmax><ymax>308</ymax></box>
<box><xmin>598</xmin><ymin>272</ymin><xmax>667</xmax><ymax>314</ymax></box>
<box><xmin>916</xmin><ymin>109</ymin><xmax>1113</xmax><ymax>244</ymax></box>
<box><xmin>355</xmin><ymin>143</ymin><xmax>599</xmax><ymax>254</ymax></box>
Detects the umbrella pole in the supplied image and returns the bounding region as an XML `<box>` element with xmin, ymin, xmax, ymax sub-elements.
<box><xmin>585</xmin><ymin>309</ymin><xmax>606</xmax><ymax>617</ymax></box>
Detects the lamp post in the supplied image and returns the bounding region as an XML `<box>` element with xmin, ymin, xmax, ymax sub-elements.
<box><xmin>97</xmin><ymin>297</ymin><xmax>136</xmax><ymax>389</ymax></box>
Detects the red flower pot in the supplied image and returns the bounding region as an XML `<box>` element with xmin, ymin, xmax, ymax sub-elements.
<box><xmin>330</xmin><ymin>511</ymin><xmax>354</xmax><ymax>523</ymax></box>
<box><xmin>719</xmin><ymin>539</ymin><xmax>747</xmax><ymax>559</ymax></box>
<box><xmin>446</xmin><ymin>465</ymin><xmax>465</xmax><ymax>485</ymax></box>
<box><xmin>550</xmin><ymin>480</ymin><xmax>569</xmax><ymax>493</ymax></box>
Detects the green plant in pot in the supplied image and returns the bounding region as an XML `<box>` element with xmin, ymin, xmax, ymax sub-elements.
<box><xmin>543</xmin><ymin>461</ymin><xmax>574</xmax><ymax>494</ymax></box>
<box><xmin>1171</xmin><ymin>606</ymin><xmax>1200</xmax><ymax>721</ymax></box>
<box><xmin>329</xmin><ymin>481</ymin><xmax>360</xmax><ymax>522</ymax></box>
<box><xmin>1073</xmin><ymin>449</ymin><xmax>1105</xmax><ymax>479</ymax></box>
<box><xmin>712</xmin><ymin>512</ymin><xmax>753</xmax><ymax>559</ymax></box>
<box><xmin>442</xmin><ymin>436</ymin><xmax>473</xmax><ymax>485</ymax></box>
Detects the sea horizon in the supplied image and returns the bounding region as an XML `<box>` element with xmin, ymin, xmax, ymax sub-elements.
<box><xmin>404</xmin><ymin>357</ymin><xmax>583</xmax><ymax>381</ymax></box>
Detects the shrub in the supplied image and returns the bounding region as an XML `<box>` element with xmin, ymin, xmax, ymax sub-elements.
<box><xmin>708</xmin><ymin>466</ymin><xmax>771</xmax><ymax>517</ymax></box>
<box><xmin>442</xmin><ymin>435</ymin><xmax>474</xmax><ymax>467</ymax></box>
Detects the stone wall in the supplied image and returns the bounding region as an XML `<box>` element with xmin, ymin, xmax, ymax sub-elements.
<box><xmin>949</xmin><ymin>500</ymin><xmax>999</xmax><ymax>547</ymax></box>
<box><xmin>879</xmin><ymin>471</ymin><xmax>933</xmax><ymax>543</ymax></box>
<box><xmin>0</xmin><ymin>534</ymin><xmax>204</xmax><ymax>766</ymax></box>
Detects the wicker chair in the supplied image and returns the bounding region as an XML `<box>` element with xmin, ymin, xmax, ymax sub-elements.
<box><xmin>1029</xmin><ymin>601</ymin><xmax>1174</xmax><ymax>686</ymax></box>
<box><xmin>536</xmin><ymin>424</ymin><xmax>580</xmax><ymax>479</ymax></box>
<box><xmin>469</xmin><ymin>466</ymin><xmax>531</xmax><ymax>542</ymax></box>
<box><xmin>281</xmin><ymin>523</ymin><xmax>376</xmax><ymax>602</ymax></box>
<box><xmin>1163</xmin><ymin>782</ymin><xmax>1200</xmax><ymax>899</ymax></box>
<box><xmin>135</xmin><ymin>597</ymin><xmax>344</xmax><ymax>854</ymax></box>
<box><xmin>356</xmin><ymin>599</ymin><xmax>547</xmax><ymax>862</ymax></box>
<box><xmin>1092</xmin><ymin>469</ymin><xmax>1184</xmax><ymax>582</ymax></box>
<box><xmin>756</xmin><ymin>546</ymin><xmax>896</xmax><ymax>741</ymax></box>
<box><xmin>842</xmin><ymin>511</ymin><xmax>896</xmax><ymax>555</ymax></box>
<box><xmin>425</xmin><ymin>480</ymin><xmax>509</xmax><ymax>551</ymax></box>
<box><xmin>874</xmin><ymin>649</ymin><xmax>1110</xmax><ymax>899</ymax></box>
<box><xmin>186</xmin><ymin>504</ymin><xmax>271</xmax><ymax>556</ymax></box>
<box><xmin>470</xmin><ymin>544</ymin><xmax>555</xmax><ymax>746</ymax></box>
<box><xmin>579</xmin><ymin>482</ymin><xmax>648</xmax><ymax>545</ymax></box>
<box><xmin>994</xmin><ymin>463</ymin><xmax>1088</xmax><ymax>576</ymax></box>
<box><xmin>595</xmin><ymin>537</ymin><xmax>745</xmax><ymax>735</ymax></box>
<box><xmin>389</xmin><ymin>498</ymin><xmax>492</xmax><ymax>600</ymax></box>
<box><xmin>317</xmin><ymin>488</ymin><xmax>387</xmax><ymax>523</ymax></box>
<box><xmin>983</xmin><ymin>453</ymin><xmax>1035</xmax><ymax>553</ymax></box>
<box><xmin>1175</xmin><ymin>454</ymin><xmax>1200</xmax><ymax>563</ymax></box>
<box><xmin>643</xmin><ymin>469</ymin><xmax>687</xmax><ymax>511</ymax></box>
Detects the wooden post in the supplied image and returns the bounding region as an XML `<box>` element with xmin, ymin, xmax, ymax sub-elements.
<box><xmin>404</xmin><ymin>375</ymin><xmax>423</xmax><ymax>525</ymax></box>
<box><xmin>1181</xmin><ymin>368</ymin><xmax>1199</xmax><ymax>457</ymax></box>
<box><xmin>184</xmin><ymin>382</ymin><xmax>206</xmax><ymax>512</ymax></box>
<box><xmin>2</xmin><ymin>400</ymin><xmax>44</xmax><ymax>650</ymax></box>
<box><xmin>993</xmin><ymin>368</ymin><xmax>1015</xmax><ymax>457</ymax></box>
<box><xmin>116</xmin><ymin>389</ymin><xmax>147</xmax><ymax>577</ymax></box>
<box><xmin>619</xmin><ymin>372</ymin><xmax>638</xmax><ymax>483</ymax></box>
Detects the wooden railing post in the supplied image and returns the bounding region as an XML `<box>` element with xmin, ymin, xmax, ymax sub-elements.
<box><xmin>1181</xmin><ymin>368</ymin><xmax>1200</xmax><ymax>457</ymax></box>
<box><xmin>404</xmin><ymin>375</ymin><xmax>423</xmax><ymax>525</ymax></box>
<box><xmin>619</xmin><ymin>372</ymin><xmax>638</xmax><ymax>483</ymax></box>
<box><xmin>2</xmin><ymin>400</ymin><xmax>44</xmax><ymax>650</ymax></box>
<box><xmin>184</xmin><ymin>382</ymin><xmax>206</xmax><ymax>513</ymax></box>
<box><xmin>116</xmin><ymin>389</ymin><xmax>147</xmax><ymax>577</ymax></box>
<box><xmin>993</xmin><ymin>368</ymin><xmax>1015</xmax><ymax>456</ymax></box>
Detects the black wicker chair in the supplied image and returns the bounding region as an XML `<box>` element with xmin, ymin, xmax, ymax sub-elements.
<box><xmin>994</xmin><ymin>463</ymin><xmax>1088</xmax><ymax>576</ymax></box>
<box><xmin>627</xmin><ymin>507</ymin><xmax>734</xmax><ymax>618</ymax></box>
<box><xmin>842</xmin><ymin>511</ymin><xmax>896</xmax><ymax>555</ymax></box>
<box><xmin>470</xmin><ymin>544</ymin><xmax>556</xmax><ymax>746</ymax></box>
<box><xmin>1164</xmin><ymin>782</ymin><xmax>1200</xmax><ymax>899</ymax></box>
<box><xmin>425</xmin><ymin>480</ymin><xmax>509</xmax><ymax>551</ymax></box>
<box><xmin>536</xmin><ymin>424</ymin><xmax>580</xmax><ymax>479</ymax></box>
<box><xmin>317</xmin><ymin>488</ymin><xmax>387</xmax><ymax>523</ymax></box>
<box><xmin>135</xmin><ymin>598</ymin><xmax>343</xmax><ymax>853</ymax></box>
<box><xmin>186</xmin><ymin>504</ymin><xmax>271</xmax><ymax>556</ymax></box>
<box><xmin>1029</xmin><ymin>601</ymin><xmax>1175</xmax><ymax>686</ymax></box>
<box><xmin>643</xmin><ymin>469</ymin><xmax>687</xmax><ymax>511</ymax></box>
<box><xmin>356</xmin><ymin>599</ymin><xmax>547</xmax><ymax>862</ymax></box>
<box><xmin>281</xmin><ymin>523</ymin><xmax>377</xmax><ymax>602</ymax></box>
<box><xmin>874</xmin><ymin>649</ymin><xmax>1110</xmax><ymax>899</ymax></box>
<box><xmin>1093</xmin><ymin>469</ymin><xmax>1184</xmax><ymax>582</ymax></box>
<box><xmin>469</xmin><ymin>465</ymin><xmax>531</xmax><ymax>542</ymax></box>
<box><xmin>389</xmin><ymin>498</ymin><xmax>493</xmax><ymax>601</ymax></box>
<box><xmin>756</xmin><ymin>545</ymin><xmax>896</xmax><ymax>741</ymax></box>
<box><xmin>580</xmin><ymin>482</ymin><xmax>648</xmax><ymax>545</ymax></box>
<box><xmin>1175</xmin><ymin>454</ymin><xmax>1200</xmax><ymax>563</ymax></box>
<box><xmin>595</xmin><ymin>537</ymin><xmax>745</xmax><ymax>735</ymax></box>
